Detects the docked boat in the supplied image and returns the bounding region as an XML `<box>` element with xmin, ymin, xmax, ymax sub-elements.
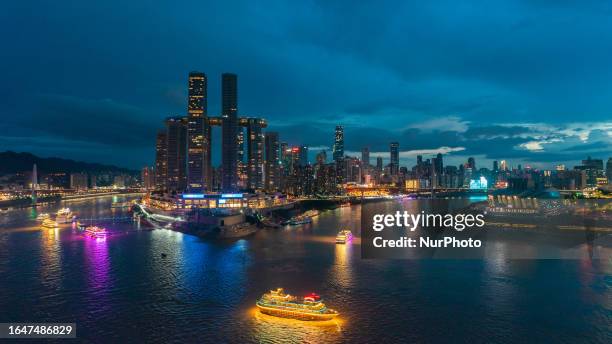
<box><xmin>335</xmin><ymin>229</ymin><xmax>353</xmax><ymax>244</ymax></box>
<box><xmin>284</xmin><ymin>215</ymin><xmax>312</xmax><ymax>226</ymax></box>
<box><xmin>256</xmin><ymin>288</ymin><xmax>339</xmax><ymax>321</ymax></box>
<box><xmin>36</xmin><ymin>213</ymin><xmax>50</xmax><ymax>221</ymax></box>
<box><xmin>41</xmin><ymin>218</ymin><xmax>58</xmax><ymax>228</ymax></box>
<box><xmin>56</xmin><ymin>208</ymin><xmax>74</xmax><ymax>223</ymax></box>
<box><xmin>84</xmin><ymin>226</ymin><xmax>107</xmax><ymax>239</ymax></box>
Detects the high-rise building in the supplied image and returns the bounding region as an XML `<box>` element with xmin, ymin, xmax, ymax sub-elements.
<box><xmin>299</xmin><ymin>145</ymin><xmax>309</xmax><ymax>166</ymax></box>
<box><xmin>332</xmin><ymin>125</ymin><xmax>344</xmax><ymax>161</ymax></box>
<box><xmin>467</xmin><ymin>157</ymin><xmax>476</xmax><ymax>170</ymax></box>
<box><xmin>165</xmin><ymin>117</ymin><xmax>188</xmax><ymax>192</ymax></box>
<box><xmin>376</xmin><ymin>157</ymin><xmax>383</xmax><ymax>171</ymax></box>
<box><xmin>361</xmin><ymin>147</ymin><xmax>370</xmax><ymax>167</ymax></box>
<box><xmin>500</xmin><ymin>160</ymin><xmax>508</xmax><ymax>171</ymax></box>
<box><xmin>246</xmin><ymin>118</ymin><xmax>264</xmax><ymax>190</ymax></box>
<box><xmin>222</xmin><ymin>73</ymin><xmax>239</xmax><ymax>191</ymax></box>
<box><xmin>141</xmin><ymin>166</ymin><xmax>155</xmax><ymax>190</ymax></box>
<box><xmin>390</xmin><ymin>142</ymin><xmax>399</xmax><ymax>175</ymax></box>
<box><xmin>264</xmin><ymin>132</ymin><xmax>280</xmax><ymax>191</ymax></box>
<box><xmin>187</xmin><ymin>72</ymin><xmax>211</xmax><ymax>192</ymax></box>
<box><xmin>607</xmin><ymin>158</ymin><xmax>612</xmax><ymax>183</ymax></box>
<box><xmin>155</xmin><ymin>130</ymin><xmax>168</xmax><ymax>190</ymax></box>
<box><xmin>493</xmin><ymin>160</ymin><xmax>499</xmax><ymax>172</ymax></box>
<box><xmin>70</xmin><ymin>173</ymin><xmax>88</xmax><ymax>190</ymax></box>
<box><xmin>316</xmin><ymin>150</ymin><xmax>327</xmax><ymax>165</ymax></box>
<box><xmin>237</xmin><ymin>128</ymin><xmax>247</xmax><ymax>188</ymax></box>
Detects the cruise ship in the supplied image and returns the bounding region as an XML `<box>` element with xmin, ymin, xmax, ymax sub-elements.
<box><xmin>335</xmin><ymin>230</ymin><xmax>353</xmax><ymax>244</ymax></box>
<box><xmin>84</xmin><ymin>226</ymin><xmax>107</xmax><ymax>239</ymax></box>
<box><xmin>41</xmin><ymin>218</ymin><xmax>58</xmax><ymax>228</ymax></box>
<box><xmin>256</xmin><ymin>288</ymin><xmax>339</xmax><ymax>321</ymax></box>
<box><xmin>56</xmin><ymin>208</ymin><xmax>74</xmax><ymax>223</ymax></box>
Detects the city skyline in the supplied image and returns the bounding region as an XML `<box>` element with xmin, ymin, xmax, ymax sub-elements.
<box><xmin>2</xmin><ymin>1</ymin><xmax>612</xmax><ymax>169</ymax></box>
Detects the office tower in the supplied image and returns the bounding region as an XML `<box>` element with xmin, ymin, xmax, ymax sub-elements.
<box><xmin>299</xmin><ymin>145</ymin><xmax>309</xmax><ymax>166</ymax></box>
<box><xmin>575</xmin><ymin>156</ymin><xmax>604</xmax><ymax>187</ymax></box>
<box><xmin>433</xmin><ymin>153</ymin><xmax>443</xmax><ymax>175</ymax></box>
<box><xmin>607</xmin><ymin>158</ymin><xmax>612</xmax><ymax>183</ymax></box>
<box><xmin>264</xmin><ymin>132</ymin><xmax>280</xmax><ymax>191</ymax></box>
<box><xmin>155</xmin><ymin>130</ymin><xmax>168</xmax><ymax>190</ymax></box>
<box><xmin>376</xmin><ymin>157</ymin><xmax>383</xmax><ymax>170</ymax></box>
<box><xmin>493</xmin><ymin>160</ymin><xmax>499</xmax><ymax>172</ymax></box>
<box><xmin>166</xmin><ymin>116</ymin><xmax>188</xmax><ymax>192</ymax></box>
<box><xmin>361</xmin><ymin>147</ymin><xmax>370</xmax><ymax>167</ymax></box>
<box><xmin>332</xmin><ymin>125</ymin><xmax>344</xmax><ymax>161</ymax></box>
<box><xmin>390</xmin><ymin>142</ymin><xmax>399</xmax><ymax>175</ymax></box>
<box><xmin>222</xmin><ymin>73</ymin><xmax>239</xmax><ymax>191</ymax></box>
<box><xmin>237</xmin><ymin>129</ymin><xmax>247</xmax><ymax>189</ymax></box>
<box><xmin>187</xmin><ymin>72</ymin><xmax>210</xmax><ymax>192</ymax></box>
<box><xmin>246</xmin><ymin>118</ymin><xmax>264</xmax><ymax>189</ymax></box>
<box><xmin>467</xmin><ymin>157</ymin><xmax>476</xmax><ymax>170</ymax></box>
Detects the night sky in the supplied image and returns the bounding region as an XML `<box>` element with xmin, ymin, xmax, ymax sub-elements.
<box><xmin>2</xmin><ymin>1</ymin><xmax>611</xmax><ymax>170</ymax></box>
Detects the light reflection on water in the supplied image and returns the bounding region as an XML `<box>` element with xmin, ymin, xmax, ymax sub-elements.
<box><xmin>0</xmin><ymin>195</ymin><xmax>610</xmax><ymax>343</ymax></box>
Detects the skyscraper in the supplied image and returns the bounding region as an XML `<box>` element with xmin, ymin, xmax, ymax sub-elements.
<box><xmin>222</xmin><ymin>73</ymin><xmax>239</xmax><ymax>191</ymax></box>
<box><xmin>264</xmin><ymin>132</ymin><xmax>280</xmax><ymax>191</ymax></box>
<box><xmin>155</xmin><ymin>130</ymin><xmax>168</xmax><ymax>190</ymax></box>
<box><xmin>361</xmin><ymin>147</ymin><xmax>370</xmax><ymax>167</ymax></box>
<box><xmin>493</xmin><ymin>160</ymin><xmax>499</xmax><ymax>172</ymax></box>
<box><xmin>246</xmin><ymin>118</ymin><xmax>264</xmax><ymax>190</ymax></box>
<box><xmin>390</xmin><ymin>142</ymin><xmax>399</xmax><ymax>175</ymax></box>
<box><xmin>332</xmin><ymin>125</ymin><xmax>344</xmax><ymax>161</ymax></box>
<box><xmin>299</xmin><ymin>145</ymin><xmax>309</xmax><ymax>166</ymax></box>
<box><xmin>467</xmin><ymin>157</ymin><xmax>476</xmax><ymax>170</ymax></box>
<box><xmin>166</xmin><ymin>117</ymin><xmax>188</xmax><ymax>192</ymax></box>
<box><xmin>376</xmin><ymin>157</ymin><xmax>383</xmax><ymax>170</ymax></box>
<box><xmin>187</xmin><ymin>72</ymin><xmax>210</xmax><ymax>192</ymax></box>
<box><xmin>606</xmin><ymin>158</ymin><xmax>612</xmax><ymax>183</ymax></box>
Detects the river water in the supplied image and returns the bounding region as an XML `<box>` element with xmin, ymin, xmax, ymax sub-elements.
<box><xmin>0</xmin><ymin>195</ymin><xmax>610</xmax><ymax>343</ymax></box>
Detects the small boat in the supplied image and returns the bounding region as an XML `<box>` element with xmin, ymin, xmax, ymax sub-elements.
<box><xmin>285</xmin><ymin>215</ymin><xmax>312</xmax><ymax>225</ymax></box>
<box><xmin>256</xmin><ymin>288</ymin><xmax>339</xmax><ymax>321</ymax></box>
<box><xmin>84</xmin><ymin>226</ymin><xmax>107</xmax><ymax>239</ymax></box>
<box><xmin>56</xmin><ymin>208</ymin><xmax>74</xmax><ymax>223</ymax></box>
<box><xmin>335</xmin><ymin>230</ymin><xmax>353</xmax><ymax>244</ymax></box>
<box><xmin>41</xmin><ymin>218</ymin><xmax>58</xmax><ymax>228</ymax></box>
<box><xmin>36</xmin><ymin>213</ymin><xmax>50</xmax><ymax>221</ymax></box>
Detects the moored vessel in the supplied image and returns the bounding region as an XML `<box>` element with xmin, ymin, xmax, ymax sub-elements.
<box><xmin>256</xmin><ymin>288</ymin><xmax>339</xmax><ymax>321</ymax></box>
<box><xmin>36</xmin><ymin>213</ymin><xmax>50</xmax><ymax>221</ymax></box>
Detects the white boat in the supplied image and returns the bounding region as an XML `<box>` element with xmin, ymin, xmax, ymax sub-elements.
<box><xmin>36</xmin><ymin>213</ymin><xmax>50</xmax><ymax>221</ymax></box>
<box><xmin>335</xmin><ymin>230</ymin><xmax>353</xmax><ymax>244</ymax></box>
<box><xmin>41</xmin><ymin>218</ymin><xmax>58</xmax><ymax>228</ymax></box>
<box><xmin>56</xmin><ymin>208</ymin><xmax>74</xmax><ymax>223</ymax></box>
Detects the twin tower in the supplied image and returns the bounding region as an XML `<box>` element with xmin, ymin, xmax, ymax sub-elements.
<box><xmin>185</xmin><ymin>72</ymin><xmax>267</xmax><ymax>193</ymax></box>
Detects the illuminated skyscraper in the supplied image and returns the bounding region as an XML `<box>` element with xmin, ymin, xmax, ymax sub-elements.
<box><xmin>361</xmin><ymin>147</ymin><xmax>370</xmax><ymax>167</ymax></box>
<box><xmin>166</xmin><ymin>116</ymin><xmax>188</xmax><ymax>192</ymax></box>
<box><xmin>187</xmin><ymin>72</ymin><xmax>210</xmax><ymax>192</ymax></box>
<box><xmin>332</xmin><ymin>125</ymin><xmax>344</xmax><ymax>161</ymax></box>
<box><xmin>222</xmin><ymin>73</ymin><xmax>239</xmax><ymax>191</ymax></box>
<box><xmin>247</xmin><ymin>118</ymin><xmax>264</xmax><ymax>189</ymax></box>
<box><xmin>390</xmin><ymin>142</ymin><xmax>399</xmax><ymax>175</ymax></box>
<box><xmin>299</xmin><ymin>145</ymin><xmax>309</xmax><ymax>166</ymax></box>
<box><xmin>264</xmin><ymin>132</ymin><xmax>280</xmax><ymax>191</ymax></box>
<box><xmin>155</xmin><ymin>130</ymin><xmax>168</xmax><ymax>190</ymax></box>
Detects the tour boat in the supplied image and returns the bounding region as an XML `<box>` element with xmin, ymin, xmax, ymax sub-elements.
<box><xmin>335</xmin><ymin>229</ymin><xmax>353</xmax><ymax>244</ymax></box>
<box><xmin>41</xmin><ymin>218</ymin><xmax>58</xmax><ymax>228</ymax></box>
<box><xmin>84</xmin><ymin>226</ymin><xmax>107</xmax><ymax>239</ymax></box>
<box><xmin>55</xmin><ymin>208</ymin><xmax>74</xmax><ymax>223</ymax></box>
<box><xmin>256</xmin><ymin>288</ymin><xmax>339</xmax><ymax>321</ymax></box>
<box><xmin>36</xmin><ymin>213</ymin><xmax>50</xmax><ymax>221</ymax></box>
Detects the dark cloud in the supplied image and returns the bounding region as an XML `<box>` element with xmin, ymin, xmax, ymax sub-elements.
<box><xmin>1</xmin><ymin>0</ymin><xmax>611</xmax><ymax>168</ymax></box>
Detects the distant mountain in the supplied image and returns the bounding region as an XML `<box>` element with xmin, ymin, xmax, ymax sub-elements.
<box><xmin>0</xmin><ymin>151</ymin><xmax>137</xmax><ymax>175</ymax></box>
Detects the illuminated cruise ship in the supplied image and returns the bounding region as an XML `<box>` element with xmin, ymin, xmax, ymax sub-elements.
<box><xmin>256</xmin><ymin>288</ymin><xmax>339</xmax><ymax>321</ymax></box>
<box><xmin>84</xmin><ymin>226</ymin><xmax>107</xmax><ymax>240</ymax></box>
<box><xmin>335</xmin><ymin>230</ymin><xmax>353</xmax><ymax>244</ymax></box>
<box><xmin>41</xmin><ymin>218</ymin><xmax>58</xmax><ymax>228</ymax></box>
<box><xmin>56</xmin><ymin>208</ymin><xmax>74</xmax><ymax>223</ymax></box>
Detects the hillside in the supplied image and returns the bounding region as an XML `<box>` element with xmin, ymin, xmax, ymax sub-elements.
<box><xmin>0</xmin><ymin>151</ymin><xmax>137</xmax><ymax>175</ymax></box>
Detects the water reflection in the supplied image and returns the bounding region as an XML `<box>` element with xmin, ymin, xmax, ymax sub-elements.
<box><xmin>40</xmin><ymin>227</ymin><xmax>62</xmax><ymax>289</ymax></box>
